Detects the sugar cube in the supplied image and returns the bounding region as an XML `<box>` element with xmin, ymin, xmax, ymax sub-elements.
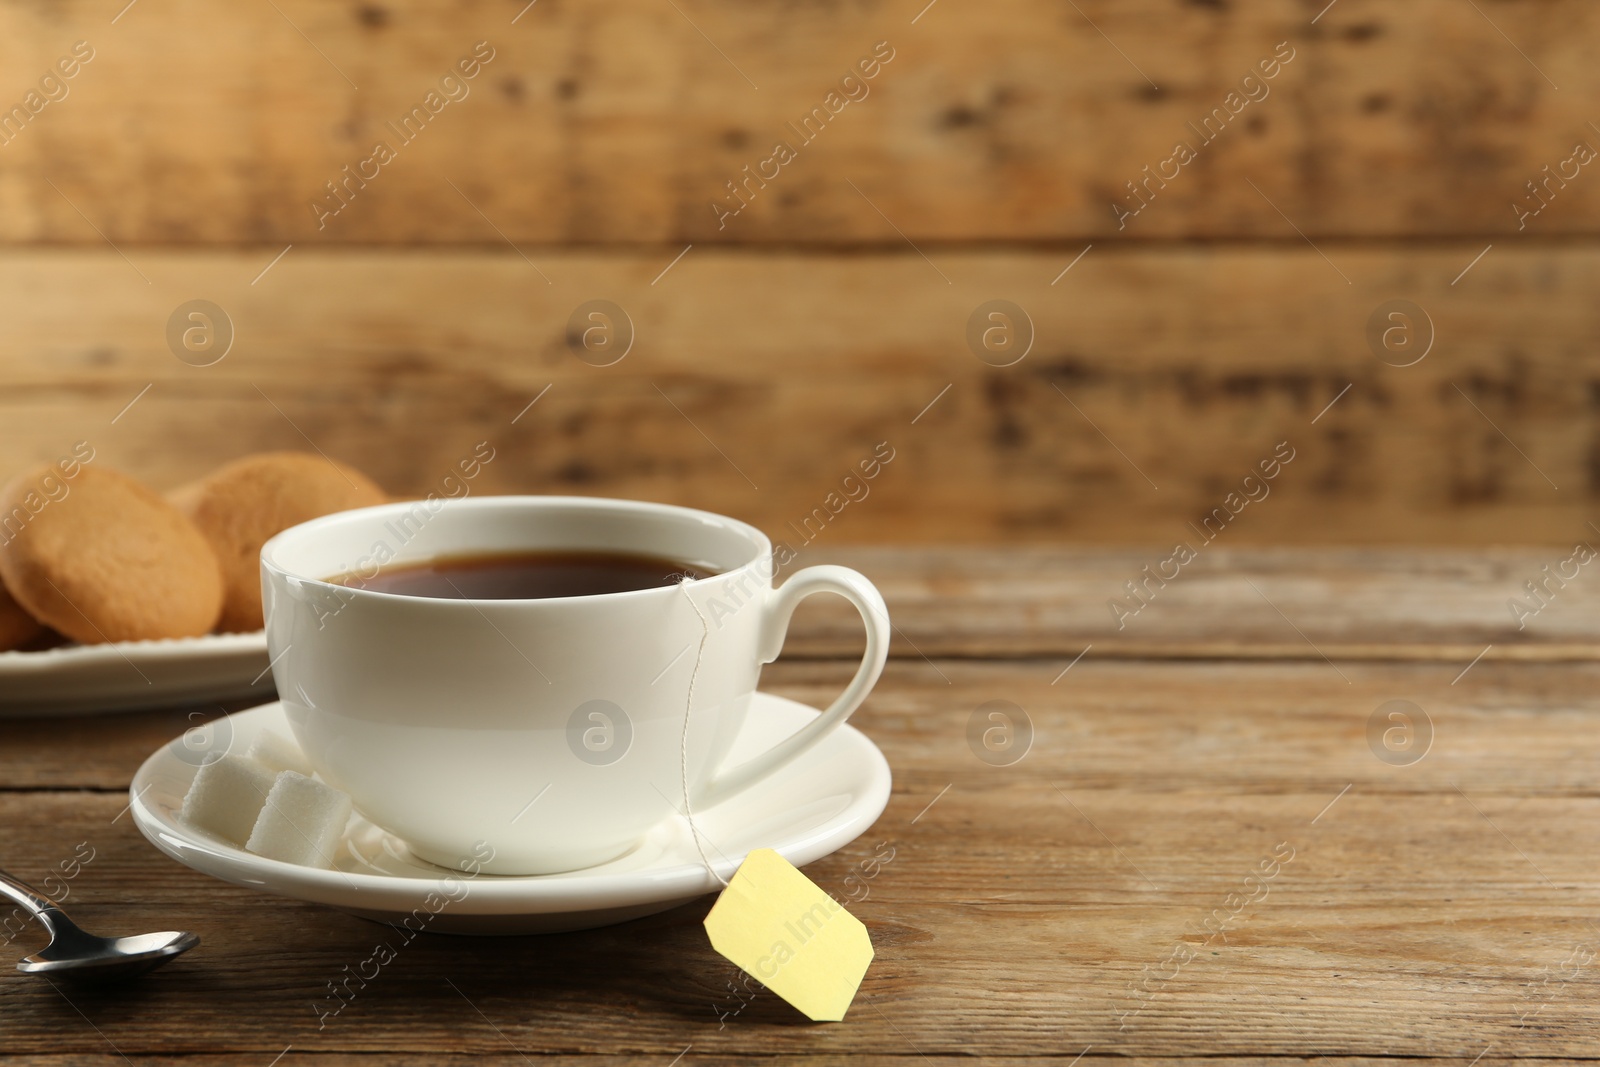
<box><xmin>246</xmin><ymin>728</ymin><xmax>315</xmax><ymax>777</ymax></box>
<box><xmin>179</xmin><ymin>753</ymin><xmax>276</xmax><ymax>846</ymax></box>
<box><xmin>245</xmin><ymin>771</ymin><xmax>353</xmax><ymax>869</ymax></box>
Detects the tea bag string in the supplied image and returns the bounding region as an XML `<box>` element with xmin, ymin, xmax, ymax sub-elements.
<box><xmin>677</xmin><ymin>578</ymin><xmax>729</xmax><ymax>888</ymax></box>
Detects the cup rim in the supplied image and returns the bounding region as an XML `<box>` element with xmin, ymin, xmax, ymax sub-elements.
<box><xmin>259</xmin><ymin>495</ymin><xmax>775</xmax><ymax>608</ymax></box>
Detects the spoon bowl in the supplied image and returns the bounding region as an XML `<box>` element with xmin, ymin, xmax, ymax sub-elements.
<box><xmin>2</xmin><ymin>867</ymin><xmax>197</xmax><ymax>982</ymax></box>
<box><xmin>19</xmin><ymin>929</ymin><xmax>200</xmax><ymax>981</ymax></box>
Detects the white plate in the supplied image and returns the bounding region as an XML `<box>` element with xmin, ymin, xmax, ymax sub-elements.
<box><xmin>130</xmin><ymin>693</ymin><xmax>892</xmax><ymax>934</ymax></box>
<box><xmin>0</xmin><ymin>631</ymin><xmax>273</xmax><ymax>716</ymax></box>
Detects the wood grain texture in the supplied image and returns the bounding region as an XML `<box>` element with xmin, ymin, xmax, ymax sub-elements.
<box><xmin>0</xmin><ymin>0</ymin><xmax>1590</xmax><ymax>244</ymax></box>
<box><xmin>1</xmin><ymin>657</ymin><xmax>1597</xmax><ymax>1058</ymax></box>
<box><xmin>783</xmin><ymin>546</ymin><xmax>1600</xmax><ymax>660</ymax></box>
<box><xmin>3</xmin><ymin>245</ymin><xmax>1599</xmax><ymax>545</ymax></box>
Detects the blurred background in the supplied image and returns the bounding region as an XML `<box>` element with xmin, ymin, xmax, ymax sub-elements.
<box><xmin>0</xmin><ymin>0</ymin><xmax>1590</xmax><ymax>546</ymax></box>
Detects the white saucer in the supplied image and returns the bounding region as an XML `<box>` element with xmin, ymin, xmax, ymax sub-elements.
<box><xmin>130</xmin><ymin>694</ymin><xmax>892</xmax><ymax>934</ymax></box>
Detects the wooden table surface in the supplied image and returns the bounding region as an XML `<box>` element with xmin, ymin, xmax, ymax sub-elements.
<box><xmin>3</xmin><ymin>546</ymin><xmax>1599</xmax><ymax>1064</ymax></box>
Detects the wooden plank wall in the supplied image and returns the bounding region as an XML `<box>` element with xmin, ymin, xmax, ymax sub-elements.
<box><xmin>0</xmin><ymin>0</ymin><xmax>1594</xmax><ymax>544</ymax></box>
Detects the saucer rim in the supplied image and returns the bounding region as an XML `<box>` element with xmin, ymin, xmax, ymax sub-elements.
<box><xmin>129</xmin><ymin>693</ymin><xmax>892</xmax><ymax>917</ymax></box>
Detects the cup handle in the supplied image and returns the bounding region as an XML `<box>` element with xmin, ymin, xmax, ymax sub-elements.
<box><xmin>693</xmin><ymin>565</ymin><xmax>890</xmax><ymax>808</ymax></box>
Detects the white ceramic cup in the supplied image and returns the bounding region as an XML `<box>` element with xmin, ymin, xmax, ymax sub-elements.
<box><xmin>259</xmin><ymin>496</ymin><xmax>890</xmax><ymax>875</ymax></box>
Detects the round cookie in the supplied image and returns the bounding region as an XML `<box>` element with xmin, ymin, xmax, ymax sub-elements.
<box><xmin>0</xmin><ymin>575</ymin><xmax>43</xmax><ymax>651</ymax></box>
<box><xmin>0</xmin><ymin>465</ymin><xmax>224</xmax><ymax>644</ymax></box>
<box><xmin>173</xmin><ymin>452</ymin><xmax>386</xmax><ymax>632</ymax></box>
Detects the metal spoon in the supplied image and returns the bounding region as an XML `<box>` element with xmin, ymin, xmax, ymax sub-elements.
<box><xmin>0</xmin><ymin>867</ymin><xmax>197</xmax><ymax>980</ymax></box>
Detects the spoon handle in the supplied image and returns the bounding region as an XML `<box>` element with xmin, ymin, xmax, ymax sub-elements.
<box><xmin>0</xmin><ymin>867</ymin><xmax>56</xmax><ymax>920</ymax></box>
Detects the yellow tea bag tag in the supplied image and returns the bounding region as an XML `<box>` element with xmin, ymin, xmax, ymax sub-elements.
<box><xmin>703</xmin><ymin>848</ymin><xmax>874</xmax><ymax>1021</ymax></box>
